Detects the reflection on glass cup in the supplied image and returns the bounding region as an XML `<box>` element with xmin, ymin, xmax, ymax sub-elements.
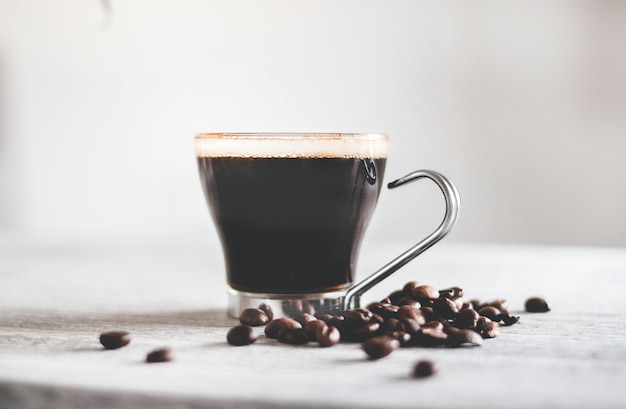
<box><xmin>195</xmin><ymin>133</ymin><xmax>460</xmax><ymax>318</ymax></box>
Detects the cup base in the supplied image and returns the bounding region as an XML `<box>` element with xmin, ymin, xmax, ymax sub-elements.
<box><xmin>227</xmin><ymin>288</ymin><xmax>348</xmax><ymax>319</ymax></box>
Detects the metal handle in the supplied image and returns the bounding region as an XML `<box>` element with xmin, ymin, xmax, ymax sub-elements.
<box><xmin>342</xmin><ymin>169</ymin><xmax>461</xmax><ymax>310</ymax></box>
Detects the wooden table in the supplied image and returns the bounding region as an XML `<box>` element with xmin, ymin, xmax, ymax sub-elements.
<box><xmin>1</xmin><ymin>234</ymin><xmax>625</xmax><ymax>409</ymax></box>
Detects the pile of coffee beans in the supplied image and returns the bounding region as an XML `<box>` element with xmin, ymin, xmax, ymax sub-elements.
<box><xmin>226</xmin><ymin>281</ymin><xmax>549</xmax><ymax>376</ymax></box>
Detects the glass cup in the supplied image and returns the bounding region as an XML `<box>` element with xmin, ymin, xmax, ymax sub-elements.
<box><xmin>195</xmin><ymin>133</ymin><xmax>460</xmax><ymax>318</ymax></box>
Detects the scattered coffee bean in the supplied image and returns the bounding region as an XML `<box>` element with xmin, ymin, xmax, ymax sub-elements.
<box><xmin>362</xmin><ymin>335</ymin><xmax>399</xmax><ymax>359</ymax></box>
<box><xmin>343</xmin><ymin>308</ymin><xmax>373</xmax><ymax>326</ymax></box>
<box><xmin>413</xmin><ymin>360</ymin><xmax>436</xmax><ymax>378</ymax></box>
<box><xmin>146</xmin><ymin>347</ymin><xmax>172</xmax><ymax>363</ymax></box>
<box><xmin>99</xmin><ymin>330</ymin><xmax>131</xmax><ymax>350</ymax></box>
<box><xmin>402</xmin><ymin>280</ymin><xmax>420</xmax><ymax>297</ymax></box>
<box><xmin>258</xmin><ymin>303</ymin><xmax>274</xmax><ymax>321</ymax></box>
<box><xmin>227</xmin><ymin>325</ymin><xmax>258</xmax><ymax>346</ymax></box>
<box><xmin>278</xmin><ymin>327</ymin><xmax>309</xmax><ymax>345</ymax></box>
<box><xmin>316</xmin><ymin>325</ymin><xmax>341</xmax><ymax>347</ymax></box>
<box><xmin>525</xmin><ymin>297</ymin><xmax>550</xmax><ymax>313</ymax></box>
<box><xmin>239</xmin><ymin>308</ymin><xmax>269</xmax><ymax>327</ymax></box>
<box><xmin>265</xmin><ymin>318</ymin><xmax>302</xmax><ymax>339</ymax></box>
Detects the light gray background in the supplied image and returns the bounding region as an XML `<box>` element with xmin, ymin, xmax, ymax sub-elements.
<box><xmin>1</xmin><ymin>0</ymin><xmax>625</xmax><ymax>247</ymax></box>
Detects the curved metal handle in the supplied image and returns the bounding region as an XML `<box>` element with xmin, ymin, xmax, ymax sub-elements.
<box><xmin>342</xmin><ymin>169</ymin><xmax>461</xmax><ymax>310</ymax></box>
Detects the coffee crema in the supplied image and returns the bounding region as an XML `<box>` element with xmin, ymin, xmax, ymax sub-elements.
<box><xmin>196</xmin><ymin>134</ymin><xmax>388</xmax><ymax>294</ymax></box>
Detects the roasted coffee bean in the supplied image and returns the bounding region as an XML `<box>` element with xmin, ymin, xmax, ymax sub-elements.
<box><xmin>482</xmin><ymin>299</ymin><xmax>509</xmax><ymax>314</ymax></box>
<box><xmin>258</xmin><ymin>303</ymin><xmax>274</xmax><ymax>321</ymax></box>
<box><xmin>447</xmin><ymin>328</ymin><xmax>483</xmax><ymax>347</ymax></box>
<box><xmin>420</xmin><ymin>306</ymin><xmax>435</xmax><ymax>321</ymax></box>
<box><xmin>439</xmin><ymin>286</ymin><xmax>464</xmax><ymax>300</ymax></box>
<box><xmin>379</xmin><ymin>297</ymin><xmax>392</xmax><ymax>304</ymax></box>
<box><xmin>469</xmin><ymin>299</ymin><xmax>482</xmax><ymax>310</ymax></box>
<box><xmin>369</xmin><ymin>303</ymin><xmax>400</xmax><ymax>320</ymax></box>
<box><xmin>422</xmin><ymin>320</ymin><xmax>445</xmax><ymax>331</ymax></box>
<box><xmin>387</xmin><ymin>290</ymin><xmax>405</xmax><ymax>305</ymax></box>
<box><xmin>316</xmin><ymin>325</ymin><xmax>341</xmax><ymax>347</ymax></box>
<box><xmin>397</xmin><ymin>305</ymin><xmax>426</xmax><ymax>326</ymax></box>
<box><xmin>362</xmin><ymin>335</ymin><xmax>399</xmax><ymax>359</ymax></box>
<box><xmin>454</xmin><ymin>308</ymin><xmax>480</xmax><ymax>329</ymax></box>
<box><xmin>402</xmin><ymin>281</ymin><xmax>420</xmax><ymax>297</ymax></box>
<box><xmin>397</xmin><ymin>297</ymin><xmax>421</xmax><ymax>309</ymax></box>
<box><xmin>264</xmin><ymin>318</ymin><xmax>302</xmax><ymax>339</ymax></box>
<box><xmin>525</xmin><ymin>297</ymin><xmax>550</xmax><ymax>313</ymax></box>
<box><xmin>343</xmin><ymin>308</ymin><xmax>373</xmax><ymax>326</ymax></box>
<box><xmin>293</xmin><ymin>312</ymin><xmax>317</xmax><ymax>327</ymax></box>
<box><xmin>478</xmin><ymin>305</ymin><xmax>502</xmax><ymax>321</ymax></box>
<box><xmin>278</xmin><ymin>327</ymin><xmax>309</xmax><ymax>345</ymax></box>
<box><xmin>501</xmin><ymin>313</ymin><xmax>521</xmax><ymax>326</ymax></box>
<box><xmin>380</xmin><ymin>317</ymin><xmax>406</xmax><ymax>332</ymax></box>
<box><xmin>239</xmin><ymin>308</ymin><xmax>269</xmax><ymax>327</ymax></box>
<box><xmin>413</xmin><ymin>360</ymin><xmax>436</xmax><ymax>378</ymax></box>
<box><xmin>478</xmin><ymin>321</ymin><xmax>500</xmax><ymax>339</ymax></box>
<box><xmin>99</xmin><ymin>330</ymin><xmax>131</xmax><ymax>350</ymax></box>
<box><xmin>227</xmin><ymin>325</ymin><xmax>258</xmax><ymax>346</ymax></box>
<box><xmin>327</xmin><ymin>315</ymin><xmax>346</xmax><ymax>330</ymax></box>
<box><xmin>341</xmin><ymin>322</ymin><xmax>380</xmax><ymax>342</ymax></box>
<box><xmin>304</xmin><ymin>320</ymin><xmax>328</xmax><ymax>341</ymax></box>
<box><xmin>411</xmin><ymin>327</ymin><xmax>448</xmax><ymax>347</ymax></box>
<box><xmin>314</xmin><ymin>313</ymin><xmax>334</xmax><ymax>323</ymax></box>
<box><xmin>383</xmin><ymin>330</ymin><xmax>412</xmax><ymax>347</ymax></box>
<box><xmin>432</xmin><ymin>297</ymin><xmax>458</xmax><ymax>319</ymax></box>
<box><xmin>412</xmin><ymin>285</ymin><xmax>440</xmax><ymax>302</ymax></box>
<box><xmin>146</xmin><ymin>347</ymin><xmax>172</xmax><ymax>363</ymax></box>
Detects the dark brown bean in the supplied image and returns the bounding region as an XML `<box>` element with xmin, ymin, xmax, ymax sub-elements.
<box><xmin>278</xmin><ymin>327</ymin><xmax>309</xmax><ymax>345</ymax></box>
<box><xmin>478</xmin><ymin>321</ymin><xmax>500</xmax><ymax>339</ymax></box>
<box><xmin>413</xmin><ymin>360</ymin><xmax>436</xmax><ymax>378</ymax></box>
<box><xmin>258</xmin><ymin>303</ymin><xmax>274</xmax><ymax>321</ymax></box>
<box><xmin>343</xmin><ymin>308</ymin><xmax>373</xmax><ymax>326</ymax></box>
<box><xmin>411</xmin><ymin>327</ymin><xmax>448</xmax><ymax>347</ymax></box>
<box><xmin>478</xmin><ymin>306</ymin><xmax>502</xmax><ymax>321</ymax></box>
<box><xmin>501</xmin><ymin>313</ymin><xmax>521</xmax><ymax>326</ymax></box>
<box><xmin>387</xmin><ymin>290</ymin><xmax>405</xmax><ymax>304</ymax></box>
<box><xmin>146</xmin><ymin>347</ymin><xmax>172</xmax><ymax>363</ymax></box>
<box><xmin>397</xmin><ymin>305</ymin><xmax>426</xmax><ymax>326</ymax></box>
<box><xmin>402</xmin><ymin>281</ymin><xmax>420</xmax><ymax>297</ymax></box>
<box><xmin>227</xmin><ymin>325</ymin><xmax>258</xmax><ymax>346</ymax></box>
<box><xmin>342</xmin><ymin>322</ymin><xmax>380</xmax><ymax>342</ymax></box>
<box><xmin>264</xmin><ymin>318</ymin><xmax>302</xmax><ymax>339</ymax></box>
<box><xmin>304</xmin><ymin>320</ymin><xmax>328</xmax><ymax>341</ymax></box>
<box><xmin>380</xmin><ymin>317</ymin><xmax>406</xmax><ymax>332</ymax></box>
<box><xmin>99</xmin><ymin>330</ymin><xmax>131</xmax><ymax>350</ymax></box>
<box><xmin>316</xmin><ymin>325</ymin><xmax>341</xmax><ymax>347</ymax></box>
<box><xmin>412</xmin><ymin>285</ymin><xmax>440</xmax><ymax>302</ymax></box>
<box><xmin>454</xmin><ymin>308</ymin><xmax>480</xmax><ymax>329</ymax></box>
<box><xmin>439</xmin><ymin>286</ymin><xmax>464</xmax><ymax>300</ymax></box>
<box><xmin>432</xmin><ymin>297</ymin><xmax>459</xmax><ymax>319</ymax></box>
<box><xmin>239</xmin><ymin>308</ymin><xmax>269</xmax><ymax>327</ymax></box>
<box><xmin>396</xmin><ymin>297</ymin><xmax>421</xmax><ymax>309</ymax></box>
<box><xmin>525</xmin><ymin>297</ymin><xmax>550</xmax><ymax>313</ymax></box>
<box><xmin>383</xmin><ymin>330</ymin><xmax>412</xmax><ymax>347</ymax></box>
<box><xmin>447</xmin><ymin>328</ymin><xmax>483</xmax><ymax>347</ymax></box>
<box><xmin>293</xmin><ymin>312</ymin><xmax>317</xmax><ymax>327</ymax></box>
<box><xmin>480</xmin><ymin>299</ymin><xmax>509</xmax><ymax>314</ymax></box>
<box><xmin>362</xmin><ymin>335</ymin><xmax>400</xmax><ymax>359</ymax></box>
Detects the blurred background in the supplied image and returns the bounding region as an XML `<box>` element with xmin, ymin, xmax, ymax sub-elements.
<box><xmin>0</xmin><ymin>0</ymin><xmax>625</xmax><ymax>248</ymax></box>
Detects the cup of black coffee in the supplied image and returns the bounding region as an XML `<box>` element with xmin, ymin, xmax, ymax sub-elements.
<box><xmin>195</xmin><ymin>133</ymin><xmax>460</xmax><ymax>318</ymax></box>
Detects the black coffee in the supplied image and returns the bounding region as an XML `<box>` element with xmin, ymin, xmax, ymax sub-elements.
<box><xmin>197</xmin><ymin>155</ymin><xmax>386</xmax><ymax>294</ymax></box>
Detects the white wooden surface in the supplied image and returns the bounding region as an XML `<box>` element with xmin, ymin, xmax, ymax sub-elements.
<box><xmin>1</xmin><ymin>234</ymin><xmax>626</xmax><ymax>409</ymax></box>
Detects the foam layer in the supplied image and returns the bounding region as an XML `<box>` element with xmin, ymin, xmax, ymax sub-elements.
<box><xmin>195</xmin><ymin>133</ymin><xmax>388</xmax><ymax>159</ymax></box>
